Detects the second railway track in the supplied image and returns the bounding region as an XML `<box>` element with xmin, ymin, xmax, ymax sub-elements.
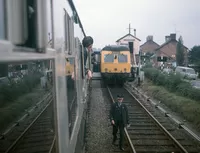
<box><xmin>1</xmin><ymin>94</ymin><xmax>55</xmax><ymax>153</ymax></box>
<box><xmin>107</xmin><ymin>85</ymin><xmax>200</xmax><ymax>153</ymax></box>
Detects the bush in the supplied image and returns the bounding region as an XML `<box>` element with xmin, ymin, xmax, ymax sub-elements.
<box><xmin>165</xmin><ymin>73</ymin><xmax>182</xmax><ymax>91</ymax></box>
<box><xmin>142</xmin><ymin>84</ymin><xmax>200</xmax><ymax>131</ymax></box>
<box><xmin>176</xmin><ymin>82</ymin><xmax>192</xmax><ymax>96</ymax></box>
<box><xmin>156</xmin><ymin>72</ymin><xmax>167</xmax><ymax>86</ymax></box>
<box><xmin>143</xmin><ymin>68</ymin><xmax>200</xmax><ymax>101</ymax></box>
<box><xmin>0</xmin><ymin>73</ymin><xmax>41</xmax><ymax>107</ymax></box>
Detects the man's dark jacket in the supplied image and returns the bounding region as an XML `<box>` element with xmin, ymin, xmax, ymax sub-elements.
<box><xmin>83</xmin><ymin>48</ymin><xmax>88</xmax><ymax>75</ymax></box>
<box><xmin>110</xmin><ymin>102</ymin><xmax>129</xmax><ymax>126</ymax></box>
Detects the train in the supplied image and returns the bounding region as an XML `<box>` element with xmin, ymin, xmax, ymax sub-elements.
<box><xmin>100</xmin><ymin>45</ymin><xmax>134</xmax><ymax>85</ymax></box>
<box><xmin>65</xmin><ymin>56</ymin><xmax>75</xmax><ymax>76</ymax></box>
<box><xmin>0</xmin><ymin>0</ymin><xmax>91</xmax><ymax>153</ymax></box>
<box><xmin>91</xmin><ymin>50</ymin><xmax>101</xmax><ymax>72</ymax></box>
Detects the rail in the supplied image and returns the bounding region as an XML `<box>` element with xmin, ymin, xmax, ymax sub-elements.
<box><xmin>5</xmin><ymin>95</ymin><xmax>53</xmax><ymax>153</ymax></box>
<box><xmin>49</xmin><ymin>135</ymin><xmax>56</xmax><ymax>153</ymax></box>
<box><xmin>125</xmin><ymin>82</ymin><xmax>200</xmax><ymax>142</ymax></box>
<box><xmin>107</xmin><ymin>86</ymin><xmax>136</xmax><ymax>153</ymax></box>
<box><xmin>0</xmin><ymin>91</ymin><xmax>52</xmax><ymax>140</ymax></box>
<box><xmin>124</xmin><ymin>85</ymin><xmax>188</xmax><ymax>153</ymax></box>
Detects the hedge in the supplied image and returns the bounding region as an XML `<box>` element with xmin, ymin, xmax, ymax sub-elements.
<box><xmin>0</xmin><ymin>73</ymin><xmax>41</xmax><ymax>107</ymax></box>
<box><xmin>143</xmin><ymin>68</ymin><xmax>200</xmax><ymax>101</ymax></box>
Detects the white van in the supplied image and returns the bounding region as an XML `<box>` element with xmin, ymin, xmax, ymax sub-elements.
<box><xmin>175</xmin><ymin>66</ymin><xmax>198</xmax><ymax>80</ymax></box>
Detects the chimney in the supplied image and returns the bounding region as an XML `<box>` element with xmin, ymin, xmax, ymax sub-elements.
<box><xmin>146</xmin><ymin>35</ymin><xmax>153</xmax><ymax>41</ymax></box>
<box><xmin>134</xmin><ymin>29</ymin><xmax>136</xmax><ymax>36</ymax></box>
<box><xmin>170</xmin><ymin>33</ymin><xmax>176</xmax><ymax>40</ymax></box>
<box><xmin>165</xmin><ymin>36</ymin><xmax>171</xmax><ymax>42</ymax></box>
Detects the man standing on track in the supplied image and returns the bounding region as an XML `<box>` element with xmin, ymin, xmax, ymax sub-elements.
<box><xmin>110</xmin><ymin>94</ymin><xmax>130</xmax><ymax>151</ymax></box>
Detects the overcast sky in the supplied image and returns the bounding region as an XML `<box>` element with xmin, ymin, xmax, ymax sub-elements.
<box><xmin>74</xmin><ymin>0</ymin><xmax>200</xmax><ymax>49</ymax></box>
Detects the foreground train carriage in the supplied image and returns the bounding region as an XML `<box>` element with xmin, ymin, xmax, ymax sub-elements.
<box><xmin>0</xmin><ymin>0</ymin><xmax>91</xmax><ymax>153</ymax></box>
<box><xmin>100</xmin><ymin>45</ymin><xmax>132</xmax><ymax>84</ymax></box>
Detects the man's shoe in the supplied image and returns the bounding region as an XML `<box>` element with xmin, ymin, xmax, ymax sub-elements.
<box><xmin>112</xmin><ymin>136</ymin><xmax>117</xmax><ymax>145</ymax></box>
<box><xmin>119</xmin><ymin>147</ymin><xmax>125</xmax><ymax>151</ymax></box>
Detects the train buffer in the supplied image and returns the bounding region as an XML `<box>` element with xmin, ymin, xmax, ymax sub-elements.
<box><xmin>92</xmin><ymin>72</ymin><xmax>102</xmax><ymax>80</ymax></box>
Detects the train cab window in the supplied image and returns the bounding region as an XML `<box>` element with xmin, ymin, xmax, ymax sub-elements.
<box><xmin>0</xmin><ymin>0</ymin><xmax>6</xmax><ymax>39</ymax></box>
<box><xmin>65</xmin><ymin>57</ymin><xmax>77</xmax><ymax>137</ymax></box>
<box><xmin>118</xmin><ymin>54</ymin><xmax>128</xmax><ymax>63</ymax></box>
<box><xmin>104</xmin><ymin>54</ymin><xmax>114</xmax><ymax>63</ymax></box>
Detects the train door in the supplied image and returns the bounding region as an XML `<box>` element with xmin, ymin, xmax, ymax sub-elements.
<box><xmin>92</xmin><ymin>52</ymin><xmax>101</xmax><ymax>72</ymax></box>
<box><xmin>128</xmin><ymin>42</ymin><xmax>134</xmax><ymax>65</ymax></box>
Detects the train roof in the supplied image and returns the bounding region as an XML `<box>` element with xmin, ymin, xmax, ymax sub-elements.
<box><xmin>68</xmin><ymin>0</ymin><xmax>86</xmax><ymax>37</ymax></box>
<box><xmin>91</xmin><ymin>51</ymin><xmax>101</xmax><ymax>56</ymax></box>
<box><xmin>101</xmin><ymin>45</ymin><xmax>130</xmax><ymax>51</ymax></box>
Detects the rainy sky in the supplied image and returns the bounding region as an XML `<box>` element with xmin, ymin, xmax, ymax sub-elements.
<box><xmin>74</xmin><ymin>0</ymin><xmax>200</xmax><ymax>49</ymax></box>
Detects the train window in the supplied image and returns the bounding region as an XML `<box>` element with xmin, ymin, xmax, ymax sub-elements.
<box><xmin>6</xmin><ymin>0</ymin><xmax>47</xmax><ymax>51</ymax></box>
<box><xmin>64</xmin><ymin>9</ymin><xmax>70</xmax><ymax>51</ymax></box>
<box><xmin>0</xmin><ymin>0</ymin><xmax>6</xmax><ymax>39</ymax></box>
<box><xmin>104</xmin><ymin>54</ymin><xmax>114</xmax><ymax>63</ymax></box>
<box><xmin>69</xmin><ymin>18</ymin><xmax>74</xmax><ymax>54</ymax></box>
<box><xmin>65</xmin><ymin>57</ymin><xmax>77</xmax><ymax>137</ymax></box>
<box><xmin>0</xmin><ymin>59</ymin><xmax>57</xmax><ymax>153</ymax></box>
<box><xmin>118</xmin><ymin>54</ymin><xmax>128</xmax><ymax>63</ymax></box>
<box><xmin>47</xmin><ymin>0</ymin><xmax>53</xmax><ymax>48</ymax></box>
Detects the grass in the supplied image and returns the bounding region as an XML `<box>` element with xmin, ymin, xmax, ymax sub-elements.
<box><xmin>0</xmin><ymin>86</ymin><xmax>47</xmax><ymax>132</ymax></box>
<box><xmin>140</xmin><ymin>80</ymin><xmax>200</xmax><ymax>131</ymax></box>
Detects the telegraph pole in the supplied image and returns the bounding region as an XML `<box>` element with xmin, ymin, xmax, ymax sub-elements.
<box><xmin>138</xmin><ymin>50</ymin><xmax>141</xmax><ymax>86</ymax></box>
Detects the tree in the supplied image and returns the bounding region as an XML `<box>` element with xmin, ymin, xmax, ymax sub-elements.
<box><xmin>176</xmin><ymin>36</ymin><xmax>185</xmax><ymax>66</ymax></box>
<box><xmin>188</xmin><ymin>45</ymin><xmax>200</xmax><ymax>65</ymax></box>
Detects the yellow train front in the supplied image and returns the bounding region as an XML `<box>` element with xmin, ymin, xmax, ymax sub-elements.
<box><xmin>100</xmin><ymin>45</ymin><xmax>131</xmax><ymax>85</ymax></box>
<box><xmin>65</xmin><ymin>57</ymin><xmax>74</xmax><ymax>77</ymax></box>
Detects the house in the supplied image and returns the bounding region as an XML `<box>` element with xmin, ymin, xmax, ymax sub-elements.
<box><xmin>140</xmin><ymin>36</ymin><xmax>160</xmax><ymax>65</ymax></box>
<box><xmin>152</xmin><ymin>33</ymin><xmax>188</xmax><ymax>68</ymax></box>
<box><xmin>116</xmin><ymin>25</ymin><xmax>141</xmax><ymax>65</ymax></box>
<box><xmin>140</xmin><ymin>35</ymin><xmax>160</xmax><ymax>55</ymax></box>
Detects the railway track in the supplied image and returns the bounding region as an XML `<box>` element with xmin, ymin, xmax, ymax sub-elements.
<box><xmin>107</xmin><ymin>85</ymin><xmax>200</xmax><ymax>153</ymax></box>
<box><xmin>0</xmin><ymin>94</ymin><xmax>55</xmax><ymax>153</ymax></box>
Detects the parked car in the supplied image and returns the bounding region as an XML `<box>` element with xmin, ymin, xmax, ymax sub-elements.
<box><xmin>175</xmin><ymin>66</ymin><xmax>198</xmax><ymax>80</ymax></box>
<box><xmin>163</xmin><ymin>68</ymin><xmax>173</xmax><ymax>74</ymax></box>
<box><xmin>191</xmin><ymin>80</ymin><xmax>200</xmax><ymax>89</ymax></box>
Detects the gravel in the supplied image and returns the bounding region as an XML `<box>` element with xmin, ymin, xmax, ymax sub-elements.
<box><xmin>85</xmin><ymin>85</ymin><xmax>120</xmax><ymax>153</ymax></box>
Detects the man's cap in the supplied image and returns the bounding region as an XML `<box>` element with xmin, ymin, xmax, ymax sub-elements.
<box><xmin>82</xmin><ymin>36</ymin><xmax>93</xmax><ymax>48</ymax></box>
<box><xmin>117</xmin><ymin>94</ymin><xmax>124</xmax><ymax>98</ymax></box>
